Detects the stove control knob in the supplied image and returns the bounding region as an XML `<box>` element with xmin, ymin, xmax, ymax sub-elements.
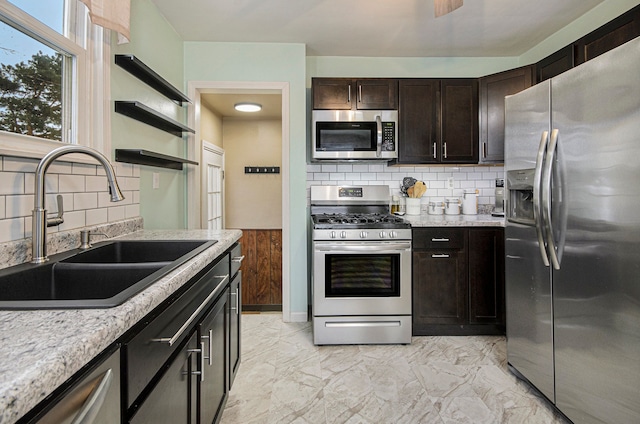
<box><xmin>360</xmin><ymin>231</ymin><xmax>368</xmax><ymax>239</ymax></box>
<box><xmin>330</xmin><ymin>231</ymin><xmax>337</xmax><ymax>239</ymax></box>
<box><xmin>379</xmin><ymin>231</ymin><xmax>387</xmax><ymax>238</ymax></box>
<box><xmin>389</xmin><ymin>231</ymin><xmax>397</xmax><ymax>239</ymax></box>
<box><xmin>340</xmin><ymin>231</ymin><xmax>347</xmax><ymax>239</ymax></box>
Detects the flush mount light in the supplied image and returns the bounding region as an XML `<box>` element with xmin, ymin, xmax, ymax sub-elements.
<box><xmin>234</xmin><ymin>103</ymin><xmax>262</xmax><ymax>112</ymax></box>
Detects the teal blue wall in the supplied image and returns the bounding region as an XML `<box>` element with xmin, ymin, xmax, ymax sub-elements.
<box><xmin>111</xmin><ymin>0</ymin><xmax>186</xmax><ymax>229</ymax></box>
<box><xmin>183</xmin><ymin>42</ymin><xmax>308</xmax><ymax>317</ymax></box>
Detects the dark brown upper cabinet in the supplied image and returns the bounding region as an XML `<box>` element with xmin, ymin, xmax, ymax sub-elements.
<box><xmin>536</xmin><ymin>45</ymin><xmax>574</xmax><ymax>83</ymax></box>
<box><xmin>575</xmin><ymin>5</ymin><xmax>640</xmax><ymax>65</ymax></box>
<box><xmin>312</xmin><ymin>78</ymin><xmax>398</xmax><ymax>110</ymax></box>
<box><xmin>479</xmin><ymin>66</ymin><xmax>534</xmax><ymax>163</ymax></box>
<box><xmin>397</xmin><ymin>79</ymin><xmax>478</xmax><ymax>164</ymax></box>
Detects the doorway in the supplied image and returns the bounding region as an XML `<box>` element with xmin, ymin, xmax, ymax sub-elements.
<box><xmin>186</xmin><ymin>81</ymin><xmax>291</xmax><ymax>321</ymax></box>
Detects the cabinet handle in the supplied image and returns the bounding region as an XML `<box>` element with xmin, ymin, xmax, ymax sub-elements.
<box><xmin>358</xmin><ymin>84</ymin><xmax>362</xmax><ymax>102</ymax></box>
<box><xmin>443</xmin><ymin>142</ymin><xmax>448</xmax><ymax>159</ymax></box>
<box><xmin>152</xmin><ymin>274</ymin><xmax>229</xmax><ymax>346</ymax></box>
<box><xmin>432</xmin><ymin>142</ymin><xmax>437</xmax><ymax>159</ymax></box>
<box><xmin>483</xmin><ymin>142</ymin><xmax>487</xmax><ymax>158</ymax></box>
<box><xmin>231</xmin><ymin>288</ymin><xmax>240</xmax><ymax>315</ymax></box>
<box><xmin>431</xmin><ymin>238</ymin><xmax>450</xmax><ymax>242</ymax></box>
<box><xmin>348</xmin><ymin>85</ymin><xmax>351</xmax><ymax>102</ymax></box>
<box><xmin>201</xmin><ymin>329</ymin><xmax>213</xmax><ymax>366</ymax></box>
<box><xmin>231</xmin><ymin>255</ymin><xmax>245</xmax><ymax>263</ymax></box>
<box><xmin>70</xmin><ymin>369</ymin><xmax>113</xmax><ymax>424</ymax></box>
<box><xmin>185</xmin><ymin>347</ymin><xmax>204</xmax><ymax>381</ymax></box>
<box><xmin>431</xmin><ymin>254</ymin><xmax>450</xmax><ymax>258</ymax></box>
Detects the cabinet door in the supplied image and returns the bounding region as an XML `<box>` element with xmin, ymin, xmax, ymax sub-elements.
<box><xmin>198</xmin><ymin>290</ymin><xmax>229</xmax><ymax>424</ymax></box>
<box><xmin>229</xmin><ymin>272</ymin><xmax>241</xmax><ymax>389</ymax></box>
<box><xmin>312</xmin><ymin>78</ymin><xmax>352</xmax><ymax>109</ymax></box>
<box><xmin>468</xmin><ymin>228</ymin><xmax>505</xmax><ymax>325</ymax></box>
<box><xmin>574</xmin><ymin>5</ymin><xmax>640</xmax><ymax>65</ymax></box>
<box><xmin>536</xmin><ymin>45</ymin><xmax>573</xmax><ymax>83</ymax></box>
<box><xmin>440</xmin><ymin>79</ymin><xmax>479</xmax><ymax>163</ymax></box>
<box><xmin>479</xmin><ymin>67</ymin><xmax>534</xmax><ymax>163</ymax></box>
<box><xmin>397</xmin><ymin>79</ymin><xmax>439</xmax><ymax>164</ymax></box>
<box><xmin>130</xmin><ymin>334</ymin><xmax>197</xmax><ymax>424</ymax></box>
<box><xmin>356</xmin><ymin>79</ymin><xmax>398</xmax><ymax>110</ymax></box>
<box><xmin>412</xmin><ymin>249</ymin><xmax>468</xmax><ymax>329</ymax></box>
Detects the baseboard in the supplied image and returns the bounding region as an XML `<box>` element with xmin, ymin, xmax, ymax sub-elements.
<box><xmin>289</xmin><ymin>311</ymin><xmax>308</xmax><ymax>322</ymax></box>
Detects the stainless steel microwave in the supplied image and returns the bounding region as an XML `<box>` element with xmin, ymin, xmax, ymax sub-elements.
<box><xmin>312</xmin><ymin>110</ymin><xmax>398</xmax><ymax>161</ymax></box>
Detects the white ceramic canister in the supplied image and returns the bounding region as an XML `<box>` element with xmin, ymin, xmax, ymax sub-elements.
<box><xmin>405</xmin><ymin>197</ymin><xmax>421</xmax><ymax>215</ymax></box>
<box><xmin>445</xmin><ymin>197</ymin><xmax>461</xmax><ymax>215</ymax></box>
<box><xmin>462</xmin><ymin>189</ymin><xmax>478</xmax><ymax>215</ymax></box>
<box><xmin>428</xmin><ymin>201</ymin><xmax>444</xmax><ymax>215</ymax></box>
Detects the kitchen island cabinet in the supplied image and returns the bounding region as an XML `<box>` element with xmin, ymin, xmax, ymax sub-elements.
<box><xmin>412</xmin><ymin>227</ymin><xmax>505</xmax><ymax>336</ymax></box>
<box><xmin>397</xmin><ymin>79</ymin><xmax>478</xmax><ymax>164</ymax></box>
<box><xmin>0</xmin><ymin>229</ymin><xmax>241</xmax><ymax>424</ymax></box>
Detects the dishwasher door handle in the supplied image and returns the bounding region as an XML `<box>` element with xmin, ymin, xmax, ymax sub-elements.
<box><xmin>152</xmin><ymin>274</ymin><xmax>229</xmax><ymax>346</ymax></box>
<box><xmin>70</xmin><ymin>369</ymin><xmax>113</xmax><ymax>424</ymax></box>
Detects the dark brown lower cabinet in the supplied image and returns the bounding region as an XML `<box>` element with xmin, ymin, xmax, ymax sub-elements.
<box><xmin>239</xmin><ymin>229</ymin><xmax>282</xmax><ymax>310</ymax></box>
<box><xmin>412</xmin><ymin>227</ymin><xmax>505</xmax><ymax>336</ymax></box>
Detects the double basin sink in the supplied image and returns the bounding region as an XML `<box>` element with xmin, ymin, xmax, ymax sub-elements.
<box><xmin>0</xmin><ymin>240</ymin><xmax>217</xmax><ymax>309</ymax></box>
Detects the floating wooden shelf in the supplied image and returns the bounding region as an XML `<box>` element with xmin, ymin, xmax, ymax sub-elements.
<box><xmin>115</xmin><ymin>149</ymin><xmax>198</xmax><ymax>170</ymax></box>
<box><xmin>115</xmin><ymin>101</ymin><xmax>195</xmax><ymax>137</ymax></box>
<box><xmin>115</xmin><ymin>54</ymin><xmax>191</xmax><ymax>105</ymax></box>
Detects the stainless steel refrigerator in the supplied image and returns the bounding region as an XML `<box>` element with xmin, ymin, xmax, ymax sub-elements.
<box><xmin>505</xmin><ymin>36</ymin><xmax>640</xmax><ymax>424</ymax></box>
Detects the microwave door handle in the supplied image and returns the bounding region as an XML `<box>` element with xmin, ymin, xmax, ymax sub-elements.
<box><xmin>533</xmin><ymin>130</ymin><xmax>550</xmax><ymax>267</ymax></box>
<box><xmin>376</xmin><ymin>115</ymin><xmax>382</xmax><ymax>157</ymax></box>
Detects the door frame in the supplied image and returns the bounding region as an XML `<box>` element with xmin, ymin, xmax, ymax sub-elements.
<box><xmin>186</xmin><ymin>81</ymin><xmax>291</xmax><ymax>322</ymax></box>
<box><xmin>200</xmin><ymin>141</ymin><xmax>224</xmax><ymax>229</ymax></box>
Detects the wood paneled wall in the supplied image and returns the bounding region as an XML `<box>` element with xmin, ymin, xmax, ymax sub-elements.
<box><xmin>239</xmin><ymin>229</ymin><xmax>282</xmax><ymax>310</ymax></box>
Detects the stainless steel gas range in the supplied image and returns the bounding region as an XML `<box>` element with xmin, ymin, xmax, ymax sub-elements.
<box><xmin>310</xmin><ymin>185</ymin><xmax>412</xmax><ymax>345</ymax></box>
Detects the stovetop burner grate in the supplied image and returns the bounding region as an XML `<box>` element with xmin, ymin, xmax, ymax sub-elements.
<box><xmin>312</xmin><ymin>212</ymin><xmax>409</xmax><ymax>229</ymax></box>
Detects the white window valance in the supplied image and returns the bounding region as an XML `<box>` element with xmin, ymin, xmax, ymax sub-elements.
<box><xmin>79</xmin><ymin>0</ymin><xmax>130</xmax><ymax>42</ymax></box>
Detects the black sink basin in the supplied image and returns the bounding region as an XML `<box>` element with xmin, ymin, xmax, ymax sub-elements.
<box><xmin>62</xmin><ymin>240</ymin><xmax>210</xmax><ymax>264</ymax></box>
<box><xmin>0</xmin><ymin>239</ymin><xmax>217</xmax><ymax>309</ymax></box>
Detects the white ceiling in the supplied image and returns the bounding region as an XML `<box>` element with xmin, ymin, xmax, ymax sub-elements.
<box><xmin>201</xmin><ymin>93</ymin><xmax>282</xmax><ymax>120</ymax></box>
<box><xmin>151</xmin><ymin>0</ymin><xmax>604</xmax><ymax>58</ymax></box>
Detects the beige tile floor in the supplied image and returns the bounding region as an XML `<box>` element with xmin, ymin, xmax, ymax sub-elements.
<box><xmin>220</xmin><ymin>313</ymin><xmax>569</xmax><ymax>424</ymax></box>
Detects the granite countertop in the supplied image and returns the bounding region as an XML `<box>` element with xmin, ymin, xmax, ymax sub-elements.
<box><xmin>0</xmin><ymin>229</ymin><xmax>242</xmax><ymax>424</ymax></box>
<box><xmin>403</xmin><ymin>213</ymin><xmax>505</xmax><ymax>227</ymax></box>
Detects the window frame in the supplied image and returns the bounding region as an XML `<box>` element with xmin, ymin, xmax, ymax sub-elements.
<box><xmin>0</xmin><ymin>0</ymin><xmax>110</xmax><ymax>160</ymax></box>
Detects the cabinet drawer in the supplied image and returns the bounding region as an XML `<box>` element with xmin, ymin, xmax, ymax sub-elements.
<box><xmin>412</xmin><ymin>228</ymin><xmax>465</xmax><ymax>250</ymax></box>
<box><xmin>126</xmin><ymin>255</ymin><xmax>229</xmax><ymax>408</ymax></box>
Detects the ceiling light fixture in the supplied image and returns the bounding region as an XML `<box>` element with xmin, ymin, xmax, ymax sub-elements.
<box><xmin>234</xmin><ymin>103</ymin><xmax>262</xmax><ymax>112</ymax></box>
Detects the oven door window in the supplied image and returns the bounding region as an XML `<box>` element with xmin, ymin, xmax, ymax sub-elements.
<box><xmin>316</xmin><ymin>121</ymin><xmax>377</xmax><ymax>152</ymax></box>
<box><xmin>325</xmin><ymin>253</ymin><xmax>400</xmax><ymax>297</ymax></box>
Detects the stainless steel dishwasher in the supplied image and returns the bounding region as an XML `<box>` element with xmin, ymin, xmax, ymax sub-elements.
<box><xmin>34</xmin><ymin>348</ymin><xmax>120</xmax><ymax>423</ymax></box>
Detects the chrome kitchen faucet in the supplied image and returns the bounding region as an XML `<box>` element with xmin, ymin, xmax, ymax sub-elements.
<box><xmin>32</xmin><ymin>145</ymin><xmax>125</xmax><ymax>264</ymax></box>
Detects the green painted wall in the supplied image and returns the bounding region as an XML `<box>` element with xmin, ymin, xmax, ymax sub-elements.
<box><xmin>111</xmin><ymin>0</ymin><xmax>186</xmax><ymax>229</ymax></box>
<box><xmin>183</xmin><ymin>42</ymin><xmax>308</xmax><ymax>317</ymax></box>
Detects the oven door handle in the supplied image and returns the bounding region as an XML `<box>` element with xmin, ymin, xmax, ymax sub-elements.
<box><xmin>315</xmin><ymin>243</ymin><xmax>411</xmax><ymax>252</ymax></box>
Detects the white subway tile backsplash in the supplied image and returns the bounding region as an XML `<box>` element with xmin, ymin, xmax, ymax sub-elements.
<box><xmin>0</xmin><ymin>217</ymin><xmax>24</xmax><ymax>242</ymax></box>
<box><xmin>108</xmin><ymin>205</ymin><xmax>126</xmax><ymax>222</ymax></box>
<box><xmin>5</xmin><ymin>194</ymin><xmax>33</xmax><ymax>218</ymax></box>
<box><xmin>74</xmin><ymin>192</ymin><xmax>98</xmax><ymax>210</ymax></box>
<box><xmin>0</xmin><ymin>154</ymin><xmax>141</xmax><ymax>244</ymax></box>
<box><xmin>337</xmin><ymin>164</ymin><xmax>353</xmax><ymax>172</ymax></box>
<box><xmin>306</xmin><ymin>164</ymin><xmax>504</xmax><ymax>207</ymax></box>
<box><xmin>59</xmin><ymin>174</ymin><xmax>86</xmax><ymax>193</ymax></box>
<box><xmin>86</xmin><ymin>208</ymin><xmax>108</xmax><ymax>226</ymax></box>
<box><xmin>0</xmin><ymin>172</ymin><xmax>24</xmax><ymax>195</ymax></box>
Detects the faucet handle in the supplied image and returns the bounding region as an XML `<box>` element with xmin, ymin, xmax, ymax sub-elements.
<box><xmin>46</xmin><ymin>195</ymin><xmax>65</xmax><ymax>227</ymax></box>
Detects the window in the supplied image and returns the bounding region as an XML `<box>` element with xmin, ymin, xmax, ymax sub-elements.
<box><xmin>0</xmin><ymin>0</ymin><xmax>109</xmax><ymax>157</ymax></box>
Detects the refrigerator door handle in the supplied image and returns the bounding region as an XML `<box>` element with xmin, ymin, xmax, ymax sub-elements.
<box><xmin>542</xmin><ymin>128</ymin><xmax>561</xmax><ymax>270</ymax></box>
<box><xmin>534</xmin><ymin>130</ymin><xmax>550</xmax><ymax>267</ymax></box>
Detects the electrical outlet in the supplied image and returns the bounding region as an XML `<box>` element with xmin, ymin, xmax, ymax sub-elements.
<box><xmin>152</xmin><ymin>172</ymin><xmax>160</xmax><ymax>189</ymax></box>
<box><xmin>447</xmin><ymin>177</ymin><xmax>455</xmax><ymax>189</ymax></box>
